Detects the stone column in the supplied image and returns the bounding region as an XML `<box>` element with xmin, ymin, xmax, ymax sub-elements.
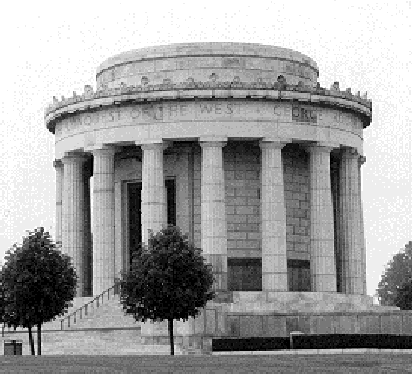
<box><xmin>338</xmin><ymin>147</ymin><xmax>364</xmax><ymax>294</ymax></box>
<box><xmin>139</xmin><ymin>142</ymin><xmax>168</xmax><ymax>337</ymax></box>
<box><xmin>308</xmin><ymin>143</ymin><xmax>337</xmax><ymax>292</ymax></box>
<box><xmin>53</xmin><ymin>160</ymin><xmax>63</xmax><ymax>244</ymax></box>
<box><xmin>140</xmin><ymin>142</ymin><xmax>167</xmax><ymax>244</ymax></box>
<box><xmin>62</xmin><ymin>153</ymin><xmax>87</xmax><ymax>296</ymax></box>
<box><xmin>200</xmin><ymin>139</ymin><xmax>227</xmax><ymax>292</ymax></box>
<box><xmin>260</xmin><ymin>140</ymin><xmax>289</xmax><ymax>292</ymax></box>
<box><xmin>358</xmin><ymin>155</ymin><xmax>367</xmax><ymax>295</ymax></box>
<box><xmin>92</xmin><ymin>146</ymin><xmax>116</xmax><ymax>295</ymax></box>
<box><xmin>83</xmin><ymin>159</ymin><xmax>92</xmax><ymax>296</ymax></box>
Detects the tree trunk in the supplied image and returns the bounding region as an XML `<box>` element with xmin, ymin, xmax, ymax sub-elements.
<box><xmin>28</xmin><ymin>326</ymin><xmax>35</xmax><ymax>355</ymax></box>
<box><xmin>168</xmin><ymin>318</ymin><xmax>174</xmax><ymax>355</ymax></box>
<box><xmin>37</xmin><ymin>323</ymin><xmax>42</xmax><ymax>355</ymax></box>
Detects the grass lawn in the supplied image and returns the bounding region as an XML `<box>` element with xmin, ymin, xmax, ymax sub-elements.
<box><xmin>0</xmin><ymin>354</ymin><xmax>411</xmax><ymax>374</ymax></box>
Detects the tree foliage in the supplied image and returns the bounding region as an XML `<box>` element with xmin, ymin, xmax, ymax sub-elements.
<box><xmin>0</xmin><ymin>227</ymin><xmax>77</xmax><ymax>354</ymax></box>
<box><xmin>119</xmin><ymin>226</ymin><xmax>214</xmax><ymax>354</ymax></box>
<box><xmin>377</xmin><ymin>241</ymin><xmax>412</xmax><ymax>310</ymax></box>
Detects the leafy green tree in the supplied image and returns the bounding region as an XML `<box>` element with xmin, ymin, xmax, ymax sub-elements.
<box><xmin>395</xmin><ymin>281</ymin><xmax>412</xmax><ymax>310</ymax></box>
<box><xmin>0</xmin><ymin>227</ymin><xmax>77</xmax><ymax>355</ymax></box>
<box><xmin>377</xmin><ymin>241</ymin><xmax>412</xmax><ymax>310</ymax></box>
<box><xmin>119</xmin><ymin>226</ymin><xmax>214</xmax><ymax>355</ymax></box>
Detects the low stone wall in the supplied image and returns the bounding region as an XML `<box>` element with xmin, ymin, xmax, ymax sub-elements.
<box><xmin>221</xmin><ymin>311</ymin><xmax>412</xmax><ymax>337</ymax></box>
<box><xmin>1</xmin><ymin>310</ymin><xmax>410</xmax><ymax>355</ymax></box>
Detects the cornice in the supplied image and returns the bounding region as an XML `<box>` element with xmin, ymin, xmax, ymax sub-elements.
<box><xmin>45</xmin><ymin>80</ymin><xmax>372</xmax><ymax>134</ymax></box>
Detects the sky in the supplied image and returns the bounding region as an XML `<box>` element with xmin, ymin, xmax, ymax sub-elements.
<box><xmin>0</xmin><ymin>0</ymin><xmax>411</xmax><ymax>298</ymax></box>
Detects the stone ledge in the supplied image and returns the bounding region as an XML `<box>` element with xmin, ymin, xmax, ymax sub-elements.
<box><xmin>46</xmin><ymin>81</ymin><xmax>371</xmax><ymax>114</ymax></box>
<box><xmin>213</xmin><ymin>348</ymin><xmax>412</xmax><ymax>355</ymax></box>
<box><xmin>45</xmin><ymin>82</ymin><xmax>372</xmax><ymax>133</ymax></box>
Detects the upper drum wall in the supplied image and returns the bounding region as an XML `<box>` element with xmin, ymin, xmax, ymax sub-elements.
<box><xmin>96</xmin><ymin>43</ymin><xmax>319</xmax><ymax>89</ymax></box>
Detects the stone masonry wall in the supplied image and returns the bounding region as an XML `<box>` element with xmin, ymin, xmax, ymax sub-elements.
<box><xmin>224</xmin><ymin>142</ymin><xmax>261</xmax><ymax>258</ymax></box>
<box><xmin>283</xmin><ymin>145</ymin><xmax>311</xmax><ymax>261</ymax></box>
<box><xmin>192</xmin><ymin>142</ymin><xmax>311</xmax><ymax>262</ymax></box>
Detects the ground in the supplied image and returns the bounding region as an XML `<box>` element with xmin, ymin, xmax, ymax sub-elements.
<box><xmin>0</xmin><ymin>354</ymin><xmax>411</xmax><ymax>373</ymax></box>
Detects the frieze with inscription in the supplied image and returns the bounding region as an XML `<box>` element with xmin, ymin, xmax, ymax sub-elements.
<box><xmin>55</xmin><ymin>100</ymin><xmax>362</xmax><ymax>141</ymax></box>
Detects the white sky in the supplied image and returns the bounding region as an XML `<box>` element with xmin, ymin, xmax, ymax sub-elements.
<box><xmin>0</xmin><ymin>1</ymin><xmax>411</xmax><ymax>298</ymax></box>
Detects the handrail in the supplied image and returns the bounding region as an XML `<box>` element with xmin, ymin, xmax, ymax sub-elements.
<box><xmin>60</xmin><ymin>282</ymin><xmax>120</xmax><ymax>330</ymax></box>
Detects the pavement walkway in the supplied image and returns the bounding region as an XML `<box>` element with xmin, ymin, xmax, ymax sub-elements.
<box><xmin>212</xmin><ymin>348</ymin><xmax>412</xmax><ymax>355</ymax></box>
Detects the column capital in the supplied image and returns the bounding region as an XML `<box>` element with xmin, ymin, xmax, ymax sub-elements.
<box><xmin>62</xmin><ymin>152</ymin><xmax>87</xmax><ymax>164</ymax></box>
<box><xmin>85</xmin><ymin>144</ymin><xmax>117</xmax><ymax>156</ymax></box>
<box><xmin>259</xmin><ymin>138</ymin><xmax>291</xmax><ymax>150</ymax></box>
<box><xmin>306</xmin><ymin>142</ymin><xmax>339</xmax><ymax>154</ymax></box>
<box><xmin>138</xmin><ymin>140</ymin><xmax>169</xmax><ymax>151</ymax></box>
<box><xmin>200</xmin><ymin>141</ymin><xmax>227</xmax><ymax>149</ymax></box>
<box><xmin>358</xmin><ymin>155</ymin><xmax>367</xmax><ymax>166</ymax></box>
<box><xmin>53</xmin><ymin>159</ymin><xmax>63</xmax><ymax>169</ymax></box>
<box><xmin>341</xmin><ymin>146</ymin><xmax>360</xmax><ymax>158</ymax></box>
<box><xmin>199</xmin><ymin>135</ymin><xmax>228</xmax><ymax>143</ymax></box>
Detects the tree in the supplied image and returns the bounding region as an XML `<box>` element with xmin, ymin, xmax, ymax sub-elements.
<box><xmin>377</xmin><ymin>241</ymin><xmax>412</xmax><ymax>310</ymax></box>
<box><xmin>119</xmin><ymin>226</ymin><xmax>214</xmax><ymax>355</ymax></box>
<box><xmin>0</xmin><ymin>227</ymin><xmax>77</xmax><ymax>355</ymax></box>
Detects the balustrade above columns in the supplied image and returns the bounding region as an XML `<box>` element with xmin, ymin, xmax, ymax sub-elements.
<box><xmin>138</xmin><ymin>141</ymin><xmax>167</xmax><ymax>244</ymax></box>
<box><xmin>89</xmin><ymin>145</ymin><xmax>116</xmax><ymax>295</ymax></box>
<box><xmin>61</xmin><ymin>152</ymin><xmax>88</xmax><ymax>297</ymax></box>
<box><xmin>200</xmin><ymin>137</ymin><xmax>228</xmax><ymax>292</ymax></box>
<box><xmin>260</xmin><ymin>139</ymin><xmax>290</xmax><ymax>292</ymax></box>
<box><xmin>307</xmin><ymin>143</ymin><xmax>338</xmax><ymax>292</ymax></box>
<box><xmin>338</xmin><ymin>147</ymin><xmax>364</xmax><ymax>295</ymax></box>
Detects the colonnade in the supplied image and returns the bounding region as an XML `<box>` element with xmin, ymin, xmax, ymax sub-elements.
<box><xmin>55</xmin><ymin>139</ymin><xmax>366</xmax><ymax>297</ymax></box>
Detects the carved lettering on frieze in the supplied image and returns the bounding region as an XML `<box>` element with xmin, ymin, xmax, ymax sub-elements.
<box><xmin>199</xmin><ymin>103</ymin><xmax>237</xmax><ymax>115</ymax></box>
<box><xmin>292</xmin><ymin>105</ymin><xmax>317</xmax><ymax>124</ymax></box>
<box><xmin>55</xmin><ymin>101</ymin><xmax>360</xmax><ymax>141</ymax></box>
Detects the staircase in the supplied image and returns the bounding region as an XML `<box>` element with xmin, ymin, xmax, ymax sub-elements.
<box><xmin>61</xmin><ymin>294</ymin><xmax>140</xmax><ymax>330</ymax></box>
<box><xmin>1</xmin><ymin>284</ymin><xmax>184</xmax><ymax>355</ymax></box>
<box><xmin>57</xmin><ymin>283</ymin><xmax>140</xmax><ymax>330</ymax></box>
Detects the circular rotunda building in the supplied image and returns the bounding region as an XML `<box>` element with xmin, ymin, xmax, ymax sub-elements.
<box><xmin>46</xmin><ymin>42</ymin><xmax>376</xmax><ymax>315</ymax></box>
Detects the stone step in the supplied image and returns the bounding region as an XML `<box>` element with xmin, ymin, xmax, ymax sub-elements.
<box><xmin>0</xmin><ymin>328</ymin><xmax>183</xmax><ymax>355</ymax></box>
<box><xmin>62</xmin><ymin>295</ymin><xmax>140</xmax><ymax>330</ymax></box>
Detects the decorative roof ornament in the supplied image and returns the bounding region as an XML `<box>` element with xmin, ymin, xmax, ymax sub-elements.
<box><xmin>331</xmin><ymin>81</ymin><xmax>340</xmax><ymax>91</ymax></box>
<box><xmin>45</xmin><ymin>77</ymin><xmax>372</xmax><ymax>117</ymax></box>
<box><xmin>209</xmin><ymin>73</ymin><xmax>218</xmax><ymax>82</ymax></box>
<box><xmin>84</xmin><ymin>85</ymin><xmax>94</xmax><ymax>98</ymax></box>
<box><xmin>276</xmin><ymin>75</ymin><xmax>287</xmax><ymax>90</ymax></box>
<box><xmin>296</xmin><ymin>81</ymin><xmax>305</xmax><ymax>91</ymax></box>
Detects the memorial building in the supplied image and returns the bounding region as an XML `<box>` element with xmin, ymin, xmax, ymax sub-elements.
<box><xmin>40</xmin><ymin>43</ymin><xmax>407</xmax><ymax>351</ymax></box>
<box><xmin>47</xmin><ymin>42</ymin><xmax>369</xmax><ymax>299</ymax></box>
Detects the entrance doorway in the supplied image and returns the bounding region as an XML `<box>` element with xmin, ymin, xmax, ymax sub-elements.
<box><xmin>127</xmin><ymin>179</ymin><xmax>176</xmax><ymax>268</ymax></box>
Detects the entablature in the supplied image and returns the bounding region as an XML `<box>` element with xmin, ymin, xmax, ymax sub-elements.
<box><xmin>45</xmin><ymin>81</ymin><xmax>372</xmax><ymax>133</ymax></box>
